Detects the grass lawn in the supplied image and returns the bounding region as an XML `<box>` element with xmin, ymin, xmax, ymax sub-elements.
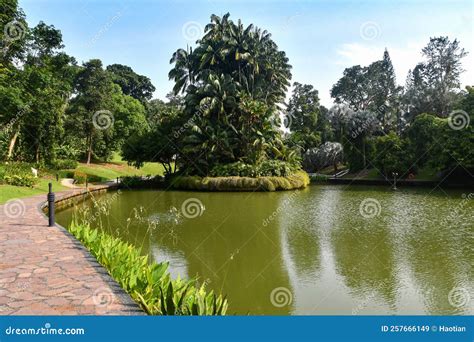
<box><xmin>0</xmin><ymin>177</ymin><xmax>69</xmax><ymax>204</ymax></box>
<box><xmin>75</xmin><ymin>154</ymin><xmax>166</xmax><ymax>180</ymax></box>
<box><xmin>0</xmin><ymin>153</ymin><xmax>166</xmax><ymax>204</ymax></box>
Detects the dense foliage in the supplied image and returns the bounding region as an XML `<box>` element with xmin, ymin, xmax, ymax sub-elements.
<box><xmin>68</xmin><ymin>221</ymin><xmax>228</xmax><ymax>315</ymax></box>
<box><xmin>1</xmin><ymin>0</ymin><xmax>472</xmax><ymax>185</ymax></box>
<box><xmin>1</xmin><ymin>0</ymin><xmax>149</xmax><ymax>166</ymax></box>
<box><xmin>0</xmin><ymin>162</ymin><xmax>37</xmax><ymax>186</ymax></box>
<box><xmin>285</xmin><ymin>82</ymin><xmax>322</xmax><ymax>151</ymax></box>
<box><xmin>171</xmin><ymin>170</ymin><xmax>309</xmax><ymax>191</ymax></box>
<box><xmin>298</xmin><ymin>39</ymin><xmax>472</xmax><ymax>181</ymax></box>
<box><xmin>124</xmin><ymin>13</ymin><xmax>299</xmax><ymax>177</ymax></box>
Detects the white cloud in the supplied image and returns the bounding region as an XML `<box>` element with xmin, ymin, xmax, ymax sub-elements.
<box><xmin>336</xmin><ymin>42</ymin><xmax>424</xmax><ymax>85</ymax></box>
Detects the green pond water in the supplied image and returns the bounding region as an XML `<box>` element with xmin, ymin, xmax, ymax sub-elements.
<box><xmin>56</xmin><ymin>184</ymin><xmax>473</xmax><ymax>315</ymax></box>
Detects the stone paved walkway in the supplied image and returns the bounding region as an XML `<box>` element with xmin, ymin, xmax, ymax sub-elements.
<box><xmin>0</xmin><ymin>186</ymin><xmax>143</xmax><ymax>315</ymax></box>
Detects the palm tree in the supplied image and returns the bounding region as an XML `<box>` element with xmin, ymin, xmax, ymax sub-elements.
<box><xmin>203</xmin><ymin>13</ymin><xmax>231</xmax><ymax>41</ymax></box>
<box><xmin>168</xmin><ymin>13</ymin><xmax>294</xmax><ymax>172</ymax></box>
<box><xmin>168</xmin><ymin>46</ymin><xmax>195</xmax><ymax>94</ymax></box>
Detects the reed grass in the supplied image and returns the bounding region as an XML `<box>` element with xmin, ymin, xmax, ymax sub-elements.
<box><xmin>170</xmin><ymin>170</ymin><xmax>310</xmax><ymax>192</ymax></box>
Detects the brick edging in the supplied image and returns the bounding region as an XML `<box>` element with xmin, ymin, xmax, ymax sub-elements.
<box><xmin>0</xmin><ymin>184</ymin><xmax>144</xmax><ymax>315</ymax></box>
<box><xmin>37</xmin><ymin>184</ymin><xmax>144</xmax><ymax>315</ymax></box>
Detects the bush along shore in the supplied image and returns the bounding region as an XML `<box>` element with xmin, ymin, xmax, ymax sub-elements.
<box><xmin>170</xmin><ymin>171</ymin><xmax>310</xmax><ymax>192</ymax></box>
<box><xmin>68</xmin><ymin>221</ymin><xmax>228</xmax><ymax>315</ymax></box>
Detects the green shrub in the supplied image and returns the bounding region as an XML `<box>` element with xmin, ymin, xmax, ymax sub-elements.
<box><xmin>57</xmin><ymin>170</ymin><xmax>75</xmax><ymax>179</ymax></box>
<box><xmin>50</xmin><ymin>159</ymin><xmax>78</xmax><ymax>170</ymax></box>
<box><xmin>210</xmin><ymin>160</ymin><xmax>297</xmax><ymax>177</ymax></box>
<box><xmin>2</xmin><ymin>174</ymin><xmax>37</xmax><ymax>187</ymax></box>
<box><xmin>73</xmin><ymin>171</ymin><xmax>87</xmax><ymax>184</ymax></box>
<box><xmin>87</xmin><ymin>174</ymin><xmax>107</xmax><ymax>183</ymax></box>
<box><xmin>171</xmin><ymin>170</ymin><xmax>309</xmax><ymax>192</ymax></box>
<box><xmin>0</xmin><ymin>162</ymin><xmax>38</xmax><ymax>187</ymax></box>
<box><xmin>373</xmin><ymin>133</ymin><xmax>414</xmax><ymax>177</ymax></box>
<box><xmin>68</xmin><ymin>222</ymin><xmax>228</xmax><ymax>315</ymax></box>
<box><xmin>310</xmin><ymin>174</ymin><xmax>329</xmax><ymax>182</ymax></box>
<box><xmin>73</xmin><ymin>171</ymin><xmax>107</xmax><ymax>184</ymax></box>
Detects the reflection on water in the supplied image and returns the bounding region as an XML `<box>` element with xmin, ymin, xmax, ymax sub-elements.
<box><xmin>56</xmin><ymin>185</ymin><xmax>474</xmax><ymax>315</ymax></box>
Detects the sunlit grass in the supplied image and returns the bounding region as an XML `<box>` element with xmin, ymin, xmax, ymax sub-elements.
<box><xmin>0</xmin><ymin>177</ymin><xmax>68</xmax><ymax>204</ymax></box>
<box><xmin>75</xmin><ymin>152</ymin><xmax>166</xmax><ymax>180</ymax></box>
<box><xmin>0</xmin><ymin>153</ymin><xmax>166</xmax><ymax>204</ymax></box>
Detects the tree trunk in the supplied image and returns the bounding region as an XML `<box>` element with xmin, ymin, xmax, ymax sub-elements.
<box><xmin>162</xmin><ymin>163</ymin><xmax>169</xmax><ymax>175</ymax></box>
<box><xmin>7</xmin><ymin>129</ymin><xmax>19</xmax><ymax>159</ymax></box>
<box><xmin>35</xmin><ymin>144</ymin><xmax>40</xmax><ymax>164</ymax></box>
<box><xmin>86</xmin><ymin>132</ymin><xmax>93</xmax><ymax>165</ymax></box>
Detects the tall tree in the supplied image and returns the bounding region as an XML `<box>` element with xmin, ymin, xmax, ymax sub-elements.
<box><xmin>0</xmin><ymin>0</ymin><xmax>28</xmax><ymax>65</ymax></box>
<box><xmin>315</xmin><ymin>105</ymin><xmax>334</xmax><ymax>143</ymax></box>
<box><xmin>1</xmin><ymin>19</ymin><xmax>76</xmax><ymax>163</ymax></box>
<box><xmin>20</xmin><ymin>23</ymin><xmax>75</xmax><ymax>163</ymax></box>
<box><xmin>67</xmin><ymin>59</ymin><xmax>116</xmax><ymax>164</ymax></box>
<box><xmin>404</xmin><ymin>37</ymin><xmax>467</xmax><ymax>117</ymax></box>
<box><xmin>106</xmin><ymin>64</ymin><xmax>155</xmax><ymax>103</ymax></box>
<box><xmin>166</xmin><ymin>13</ymin><xmax>293</xmax><ymax>175</ymax></box>
<box><xmin>331</xmin><ymin>50</ymin><xmax>401</xmax><ymax>131</ymax></box>
<box><xmin>0</xmin><ymin>0</ymin><xmax>28</xmax><ymax>160</ymax></box>
<box><xmin>286</xmin><ymin>82</ymin><xmax>321</xmax><ymax>151</ymax></box>
<box><xmin>67</xmin><ymin>59</ymin><xmax>147</xmax><ymax>164</ymax></box>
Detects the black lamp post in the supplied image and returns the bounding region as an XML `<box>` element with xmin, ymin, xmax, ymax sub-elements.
<box><xmin>47</xmin><ymin>182</ymin><xmax>55</xmax><ymax>227</ymax></box>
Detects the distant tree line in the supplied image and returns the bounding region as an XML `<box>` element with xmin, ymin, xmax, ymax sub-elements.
<box><xmin>1</xmin><ymin>1</ymin><xmax>472</xmax><ymax>182</ymax></box>
<box><xmin>287</xmin><ymin>38</ymin><xmax>472</xmax><ymax>180</ymax></box>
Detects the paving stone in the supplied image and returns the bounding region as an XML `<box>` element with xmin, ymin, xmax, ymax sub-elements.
<box><xmin>0</xmin><ymin>186</ymin><xmax>143</xmax><ymax>315</ymax></box>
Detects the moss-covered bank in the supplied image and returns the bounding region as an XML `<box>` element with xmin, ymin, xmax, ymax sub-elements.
<box><xmin>170</xmin><ymin>170</ymin><xmax>310</xmax><ymax>192</ymax></box>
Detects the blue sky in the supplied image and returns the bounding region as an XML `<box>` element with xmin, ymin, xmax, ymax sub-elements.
<box><xmin>20</xmin><ymin>0</ymin><xmax>473</xmax><ymax>106</ymax></box>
